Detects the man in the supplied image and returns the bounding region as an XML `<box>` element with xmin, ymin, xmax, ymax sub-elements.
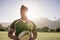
<box><xmin>8</xmin><ymin>5</ymin><xmax>37</xmax><ymax>40</ymax></box>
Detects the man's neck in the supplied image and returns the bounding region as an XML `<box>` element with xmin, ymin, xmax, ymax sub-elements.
<box><xmin>21</xmin><ymin>16</ymin><xmax>28</xmax><ymax>21</ymax></box>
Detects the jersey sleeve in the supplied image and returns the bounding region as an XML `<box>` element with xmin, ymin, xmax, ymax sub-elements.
<box><xmin>10</xmin><ymin>19</ymin><xmax>19</xmax><ymax>29</ymax></box>
<box><xmin>31</xmin><ymin>21</ymin><xmax>37</xmax><ymax>39</ymax></box>
<box><xmin>30</xmin><ymin>21</ymin><xmax>37</xmax><ymax>30</ymax></box>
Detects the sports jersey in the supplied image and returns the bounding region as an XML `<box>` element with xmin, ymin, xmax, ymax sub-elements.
<box><xmin>15</xmin><ymin>19</ymin><xmax>34</xmax><ymax>35</ymax></box>
<box><xmin>10</xmin><ymin>19</ymin><xmax>37</xmax><ymax>37</ymax></box>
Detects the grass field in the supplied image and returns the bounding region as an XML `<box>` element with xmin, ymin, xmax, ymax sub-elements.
<box><xmin>0</xmin><ymin>31</ymin><xmax>60</xmax><ymax>40</ymax></box>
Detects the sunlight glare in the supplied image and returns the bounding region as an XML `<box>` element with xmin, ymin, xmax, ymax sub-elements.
<box><xmin>26</xmin><ymin>7</ymin><xmax>39</xmax><ymax>20</ymax></box>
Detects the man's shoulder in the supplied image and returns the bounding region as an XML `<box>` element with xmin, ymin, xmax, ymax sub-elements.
<box><xmin>11</xmin><ymin>19</ymin><xmax>21</xmax><ymax>25</ymax></box>
<box><xmin>29</xmin><ymin>20</ymin><xmax>35</xmax><ymax>24</ymax></box>
<box><xmin>28</xmin><ymin>20</ymin><xmax>36</xmax><ymax>27</ymax></box>
<box><xmin>10</xmin><ymin>19</ymin><xmax>20</xmax><ymax>29</ymax></box>
<box><xmin>13</xmin><ymin>19</ymin><xmax>20</xmax><ymax>23</ymax></box>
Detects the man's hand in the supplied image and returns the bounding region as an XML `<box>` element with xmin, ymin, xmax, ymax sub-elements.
<box><xmin>8</xmin><ymin>29</ymin><xmax>15</xmax><ymax>39</ymax></box>
<box><xmin>14</xmin><ymin>36</ymin><xmax>20</xmax><ymax>40</ymax></box>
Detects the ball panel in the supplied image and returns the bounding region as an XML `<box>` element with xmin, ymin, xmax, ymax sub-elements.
<box><xmin>18</xmin><ymin>31</ymin><xmax>30</xmax><ymax>40</ymax></box>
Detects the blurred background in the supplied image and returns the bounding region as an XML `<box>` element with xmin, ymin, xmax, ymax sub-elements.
<box><xmin>0</xmin><ymin>0</ymin><xmax>60</xmax><ymax>40</ymax></box>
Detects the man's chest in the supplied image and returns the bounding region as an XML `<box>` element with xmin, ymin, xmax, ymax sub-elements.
<box><xmin>15</xmin><ymin>20</ymin><xmax>34</xmax><ymax>31</ymax></box>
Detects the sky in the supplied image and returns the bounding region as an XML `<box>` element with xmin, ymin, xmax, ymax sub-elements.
<box><xmin>0</xmin><ymin>0</ymin><xmax>60</xmax><ymax>22</ymax></box>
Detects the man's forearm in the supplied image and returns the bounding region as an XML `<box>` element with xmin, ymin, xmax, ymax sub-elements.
<box><xmin>32</xmin><ymin>30</ymin><xmax>37</xmax><ymax>39</ymax></box>
<box><xmin>8</xmin><ymin>29</ymin><xmax>15</xmax><ymax>39</ymax></box>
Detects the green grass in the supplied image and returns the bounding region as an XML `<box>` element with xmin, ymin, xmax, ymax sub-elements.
<box><xmin>0</xmin><ymin>31</ymin><xmax>60</xmax><ymax>40</ymax></box>
<box><xmin>36</xmin><ymin>32</ymin><xmax>60</xmax><ymax>40</ymax></box>
<box><xmin>0</xmin><ymin>31</ymin><xmax>12</xmax><ymax>40</ymax></box>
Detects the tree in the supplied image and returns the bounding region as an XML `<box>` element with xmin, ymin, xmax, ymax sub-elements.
<box><xmin>41</xmin><ymin>26</ymin><xmax>49</xmax><ymax>32</ymax></box>
<box><xmin>0</xmin><ymin>24</ymin><xmax>3</xmax><ymax>29</ymax></box>
<box><xmin>56</xmin><ymin>28</ymin><xmax>60</xmax><ymax>32</ymax></box>
<box><xmin>50</xmin><ymin>29</ymin><xmax>55</xmax><ymax>32</ymax></box>
<box><xmin>0</xmin><ymin>24</ymin><xmax>6</xmax><ymax>31</ymax></box>
<box><xmin>37</xmin><ymin>28</ymin><xmax>41</xmax><ymax>32</ymax></box>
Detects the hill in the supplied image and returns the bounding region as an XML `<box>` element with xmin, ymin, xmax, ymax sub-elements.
<box><xmin>35</xmin><ymin>18</ymin><xmax>60</xmax><ymax>29</ymax></box>
<box><xmin>0</xmin><ymin>22</ymin><xmax>11</xmax><ymax>27</ymax></box>
<box><xmin>0</xmin><ymin>18</ymin><xmax>60</xmax><ymax>29</ymax></box>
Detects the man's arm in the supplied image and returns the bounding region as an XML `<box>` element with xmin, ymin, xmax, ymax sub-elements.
<box><xmin>31</xmin><ymin>22</ymin><xmax>37</xmax><ymax>39</ymax></box>
<box><xmin>8</xmin><ymin>28</ymin><xmax>15</xmax><ymax>39</ymax></box>
<box><xmin>8</xmin><ymin>20</ymin><xmax>18</xmax><ymax>39</ymax></box>
<box><xmin>32</xmin><ymin>26</ymin><xmax>37</xmax><ymax>39</ymax></box>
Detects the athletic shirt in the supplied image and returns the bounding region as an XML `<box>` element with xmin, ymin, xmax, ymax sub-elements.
<box><xmin>9</xmin><ymin>19</ymin><xmax>36</xmax><ymax>37</ymax></box>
